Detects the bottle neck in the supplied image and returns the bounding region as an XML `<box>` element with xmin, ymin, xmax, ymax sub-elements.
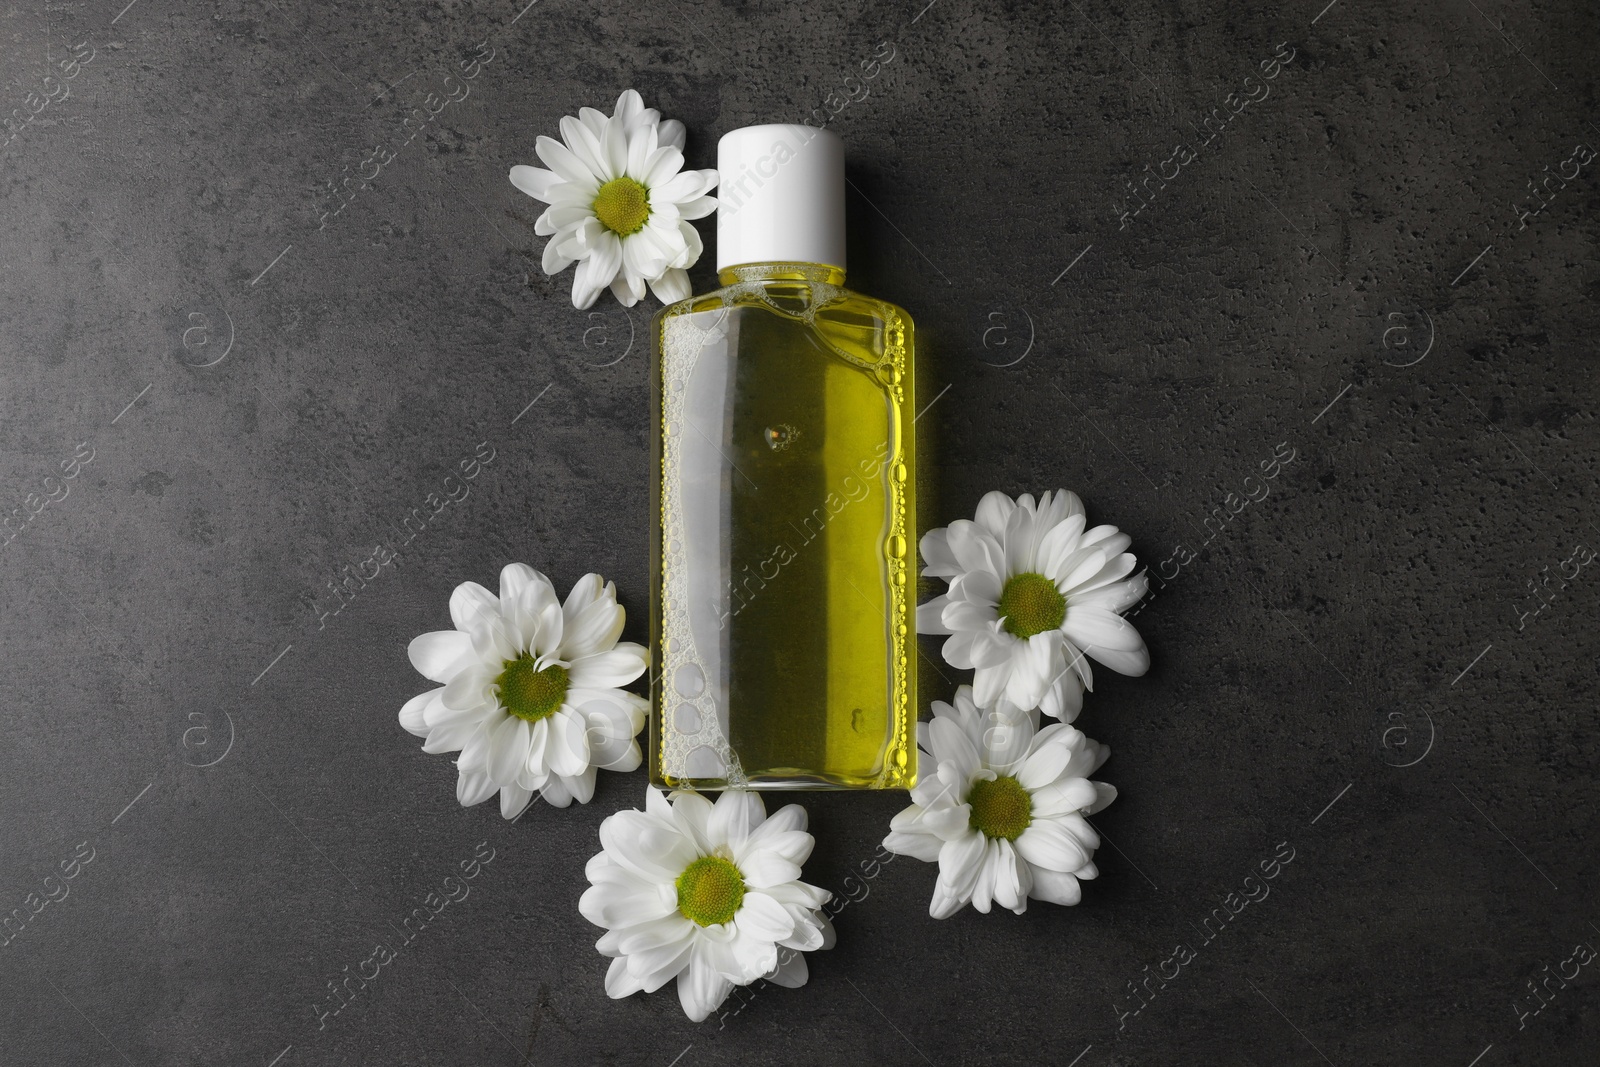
<box><xmin>717</xmin><ymin>262</ymin><xmax>845</xmax><ymax>287</ymax></box>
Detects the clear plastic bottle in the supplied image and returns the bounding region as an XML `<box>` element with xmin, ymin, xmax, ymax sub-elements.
<box><xmin>649</xmin><ymin>126</ymin><xmax>916</xmax><ymax>790</ymax></box>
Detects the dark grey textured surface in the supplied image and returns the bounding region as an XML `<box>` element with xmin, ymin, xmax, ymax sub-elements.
<box><xmin>2</xmin><ymin>0</ymin><xmax>1597</xmax><ymax>1064</ymax></box>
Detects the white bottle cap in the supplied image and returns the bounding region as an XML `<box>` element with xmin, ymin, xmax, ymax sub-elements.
<box><xmin>715</xmin><ymin>124</ymin><xmax>845</xmax><ymax>272</ymax></box>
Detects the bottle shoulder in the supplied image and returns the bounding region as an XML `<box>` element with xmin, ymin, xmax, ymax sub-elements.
<box><xmin>657</xmin><ymin>280</ymin><xmax>914</xmax><ymax>335</ymax></box>
<box><xmin>654</xmin><ymin>277</ymin><xmax>912</xmax><ymax>385</ymax></box>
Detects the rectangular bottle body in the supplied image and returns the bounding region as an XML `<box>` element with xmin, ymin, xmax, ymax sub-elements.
<box><xmin>649</xmin><ymin>268</ymin><xmax>916</xmax><ymax>790</ymax></box>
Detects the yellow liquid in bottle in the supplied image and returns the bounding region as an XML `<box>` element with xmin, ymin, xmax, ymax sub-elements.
<box><xmin>650</xmin><ymin>263</ymin><xmax>916</xmax><ymax>790</ymax></box>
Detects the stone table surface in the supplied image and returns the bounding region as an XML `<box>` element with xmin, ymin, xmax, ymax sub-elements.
<box><xmin>2</xmin><ymin>1</ymin><xmax>1597</xmax><ymax>1065</ymax></box>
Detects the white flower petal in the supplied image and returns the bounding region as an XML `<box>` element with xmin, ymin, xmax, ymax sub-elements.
<box><xmin>560</xmin><ymin>115</ymin><xmax>610</xmax><ymax>180</ymax></box>
<box><xmin>509</xmin><ymin>164</ymin><xmax>563</xmax><ymax>203</ymax></box>
<box><xmin>1054</xmin><ymin>546</ymin><xmax>1111</xmax><ymax>595</ymax></box>
<box><xmin>455</xmin><ymin>769</ymin><xmax>497</xmax><ymax>807</ymax></box>
<box><xmin>764</xmin><ymin>948</ymin><xmax>809</xmax><ymax>988</ymax></box>
<box><xmin>919</xmin><ymin>527</ymin><xmax>962</xmax><ymax>578</ymax></box>
<box><xmin>1028</xmin><ymin>866</ymin><xmax>1083</xmax><ymax>906</ymax></box>
<box><xmin>1039</xmin><ymin>669</ymin><xmax>1086</xmax><ymax>722</ymax></box>
<box><xmin>1028</xmin><ymin>777</ymin><xmax>1098</xmax><ymax>817</ymax></box>
<box><xmin>970</xmin><ymin>839</ymin><xmax>999</xmax><ymax>913</ymax></box>
<box><xmin>622</xmin><ymin>232</ymin><xmax>669</xmax><ymax>278</ymax></box>
<box><xmin>398</xmin><ymin>688</ymin><xmax>439</xmax><ymax>737</ymax></box>
<box><xmin>540</xmin><ymin>772</ymin><xmax>574</xmax><ymax>807</ymax></box>
<box><xmin>564</xmin><ymin>767</ymin><xmax>599</xmax><ymax>805</ymax></box>
<box><xmin>618</xmin><ymin>918</ymin><xmax>698</xmax><ymax>969</ymax></box>
<box><xmin>1053</xmin><ymin>812</ymin><xmax>1101</xmax><ymax>850</ymax></box>
<box><xmin>657</xmin><ymin>117</ymin><xmax>686</xmax><ymax>151</ymax></box>
<box><xmin>581</xmin><ymin>700</ymin><xmax>645</xmax><ymax>770</ymax></box>
<box><xmin>916</xmin><ymin>595</ymin><xmax>952</xmax><ymax>635</ymax></box>
<box><xmin>441</xmin><ymin>664</ymin><xmax>494</xmax><ymax>712</ymax></box>
<box><xmin>456</xmin><ymin>723</ymin><xmax>491</xmax><ymax>771</ymax></box>
<box><xmin>1014</xmin><ymin>819</ymin><xmax>1090</xmax><ymax>872</ymax></box>
<box><xmin>928</xmin><ymin>717</ymin><xmax>982</xmax><ymax>778</ymax></box>
<box><xmin>677</xmin><ymin>949</ymin><xmax>734</xmax><ymax>1022</ymax></box>
<box><xmin>736</xmin><ymin>830</ymin><xmax>814</xmax><ymax>877</ymax></box>
<box><xmin>1040</xmin><ymin>489</ymin><xmax>1085</xmax><ymax>528</ymax></box>
<box><xmin>408</xmin><ymin>630</ymin><xmax>474</xmax><ymax>683</ymax></box>
<box><xmin>762</xmin><ymin>880</ymin><xmax>830</xmax><ymax>912</ymax></box>
<box><xmin>1001</xmin><ymin>500</ymin><xmax>1040</xmax><ymax>575</ymax></box>
<box><xmin>709</xmin><ymin>789</ymin><xmax>765</xmax><ymax>851</ymax></box>
<box><xmin>982</xmin><ymin>709</ymin><xmax>1034</xmax><ymax>774</ymax></box>
<box><xmin>576</xmin><ymin>103</ymin><xmax>609</xmax><ymax>137</ymax></box>
<box><xmin>422</xmin><ymin>713</ymin><xmax>485</xmax><ymax>755</ymax></box>
<box><xmin>535</xmin><ymin>134</ymin><xmax>601</xmax><ymax>188</ymax></box>
<box><xmin>498</xmin><ymin>564</ymin><xmax>551</xmax><ymax>607</ymax></box>
<box><xmin>546</xmin><ymin>707</ymin><xmax>592</xmax><ymax>777</ymax></box>
<box><xmin>1034</xmin><ymin>513</ymin><xmax>1089</xmax><ymax>583</ymax></box>
<box><xmin>601</xmin><ymin>105</ymin><xmax>629</xmax><ymax>180</ymax></box>
<box><xmin>449</xmin><ymin>581</ymin><xmax>499</xmax><ymax>632</ymax></box>
<box><xmin>1072</xmin><ymin>570</ymin><xmax>1149</xmax><ymax>614</ymax></box>
<box><xmin>1016</xmin><ymin>737</ymin><xmax>1074</xmax><ymax>790</ymax></box>
<box><xmin>971</xmin><ymin>661</ymin><xmax>1011</xmax><ymax>709</ymax></box>
<box><xmin>568</xmin><ymin>643</ymin><xmax>648</xmax><ymax>688</ymax></box>
<box><xmin>611</xmin><ymin>89</ymin><xmax>644</xmax><ymax>126</ymax></box>
<box><xmin>931</xmin><ymin>831</ymin><xmax>986</xmax><ymax>918</ymax></box>
<box><xmin>524</xmin><ymin>716</ymin><xmax>550</xmax><ymax>776</ymax></box>
<box><xmin>600</xmin><ymin>810</ymin><xmax>699</xmax><ymax>883</ymax></box>
<box><xmin>883</xmin><ymin>828</ymin><xmax>943</xmax><ymax>862</ymax></box>
<box><xmin>581</xmin><ymin>880</ymin><xmax>679</xmax><ymax>929</ymax></box>
<box><xmin>604</xmin><ymin>955</ymin><xmax>649</xmax><ymax>998</ymax></box>
<box><xmin>945</xmin><ymin>520</ymin><xmax>1006</xmax><ymax>585</ymax></box>
<box><xmin>647</xmin><ymin>267</ymin><xmax>691</xmax><ymax>304</ymax></box>
<box><xmin>1064</xmin><ymin>637</ymin><xmax>1096</xmax><ymax>690</ymax></box>
<box><xmin>739</xmin><ymin>849</ymin><xmax>802</xmax><ymax>890</ymax></box>
<box><xmin>425</xmin><ymin>695</ymin><xmax>485</xmax><ymax>734</ymax></box>
<box><xmin>761</xmin><ymin>803</ymin><xmax>808</xmax><ymax>835</ymax></box>
<box><xmin>498</xmin><ymin>782</ymin><xmax>534</xmax><ymax>820</ymax></box>
<box><xmin>561</xmin><ymin>597</ymin><xmax>625</xmax><ymax>661</ymax></box>
<box><xmin>571</xmin><ymin>237</ymin><xmax>622</xmax><ymax>309</ymax></box>
<box><xmin>677</xmin><ymin>193</ymin><xmax>718</xmax><ymax>220</ymax></box>
<box><xmin>737</xmin><ymin>815</ymin><xmax>813</xmax><ymax>869</ymax></box>
<box><xmin>651</xmin><ymin>169</ymin><xmax>705</xmax><ymax>204</ymax></box>
<box><xmin>625</xmin><ymin>122</ymin><xmax>657</xmax><ymax>180</ymax></box>
<box><xmin>486</xmin><ymin>715</ymin><xmax>531</xmax><ymax>786</ymax></box>
<box><xmin>467</xmin><ymin>612</ymin><xmax>520</xmax><ymax>665</ymax></box>
<box><xmin>999</xmin><ymin>631</ymin><xmax>1059</xmax><ymax>709</ymax></box>
<box><xmin>973</xmin><ymin>490</ymin><xmax>1018</xmax><ymax>538</ymax></box>
<box><xmin>943</xmin><ymin>597</ymin><xmax>1001</xmax><ymax>634</ymax></box>
<box><xmin>627</xmin><ymin>939</ymin><xmax>694</xmax><ymax>994</ymax></box>
<box><xmin>643</xmin><ymin>144</ymin><xmax>686</xmax><ymax>187</ymax></box>
<box><xmin>673</xmin><ymin>219</ymin><xmax>703</xmax><ymax>270</ymax></box>
<box><xmin>942</xmin><ymin>626</ymin><xmax>1012</xmax><ymax>671</ymax></box>
<box><xmin>1071</xmin><ymin>549</ymin><xmax>1137</xmax><ymax>595</ymax></box>
<box><xmin>609</xmin><ymin>270</ymin><xmax>643</xmax><ymax>307</ymax></box>
<box><xmin>993</xmin><ymin>839</ymin><xmax>1029</xmax><ymax>913</ymax></box>
<box><xmin>735</xmin><ymin>891</ymin><xmax>795</xmax><ymax>942</ymax></box>
<box><xmin>1061</xmin><ymin>606</ymin><xmax>1150</xmax><ymax>676</ymax></box>
<box><xmin>541</xmin><ymin>234</ymin><xmax>576</xmax><ymax>275</ymax></box>
<box><xmin>664</xmin><ymin>788</ymin><xmax>715</xmax><ymax>853</ymax></box>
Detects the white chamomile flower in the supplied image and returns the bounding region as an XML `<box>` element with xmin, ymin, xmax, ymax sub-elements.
<box><xmin>917</xmin><ymin>489</ymin><xmax>1150</xmax><ymax>721</ymax></box>
<box><xmin>580</xmin><ymin>788</ymin><xmax>835</xmax><ymax>1022</ymax></box>
<box><xmin>509</xmin><ymin>89</ymin><xmax>719</xmax><ymax>310</ymax></box>
<box><xmin>882</xmin><ymin>686</ymin><xmax>1115</xmax><ymax>917</ymax></box>
<box><xmin>401</xmin><ymin>564</ymin><xmax>648</xmax><ymax>818</ymax></box>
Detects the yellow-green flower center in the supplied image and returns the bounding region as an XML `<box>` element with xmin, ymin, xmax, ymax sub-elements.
<box><xmin>997</xmin><ymin>571</ymin><xmax>1066</xmax><ymax>639</ymax></box>
<box><xmin>967</xmin><ymin>775</ymin><xmax>1032</xmax><ymax>841</ymax></box>
<box><xmin>675</xmin><ymin>856</ymin><xmax>746</xmax><ymax>927</ymax></box>
<box><xmin>592</xmin><ymin>176</ymin><xmax>651</xmax><ymax>236</ymax></box>
<box><xmin>494</xmin><ymin>655</ymin><xmax>569</xmax><ymax>723</ymax></box>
